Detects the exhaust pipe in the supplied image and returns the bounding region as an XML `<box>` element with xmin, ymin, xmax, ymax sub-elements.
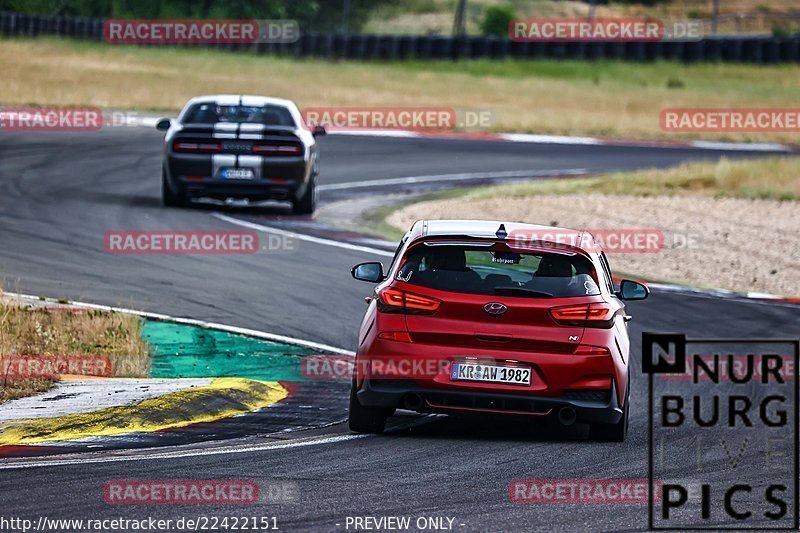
<box><xmin>557</xmin><ymin>407</ymin><xmax>577</xmax><ymax>426</ymax></box>
<box><xmin>402</xmin><ymin>394</ymin><xmax>423</xmax><ymax>411</ymax></box>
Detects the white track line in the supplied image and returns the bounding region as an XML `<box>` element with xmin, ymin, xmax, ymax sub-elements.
<box><xmin>499</xmin><ymin>134</ymin><xmax>793</xmax><ymax>152</ymax></box>
<box><xmin>642</xmin><ymin>282</ymin><xmax>798</xmax><ymax>307</ymax></box>
<box><xmin>336</xmin><ymin>132</ymin><xmax>793</xmax><ymax>152</ymax></box>
<box><xmin>317</xmin><ymin>168</ymin><xmax>588</xmax><ymax>191</ymax></box>
<box><xmin>212</xmin><ymin>213</ymin><xmax>394</xmax><ymax>257</ymax></box>
<box><xmin>688</xmin><ymin>140</ymin><xmax>792</xmax><ymax>152</ymax></box>
<box><xmin>0</xmin><ymin>434</ymin><xmax>366</xmax><ymax>470</ymax></box>
<box><xmin>497</xmin><ymin>133</ymin><xmax>601</xmax><ymax>145</ymax></box>
<box><xmin>4</xmin><ymin>292</ymin><xmax>355</xmax><ymax>356</ymax></box>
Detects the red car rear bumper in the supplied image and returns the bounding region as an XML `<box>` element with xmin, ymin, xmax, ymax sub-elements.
<box><xmin>356</xmin><ymin>376</ymin><xmax>624</xmax><ymax>425</ymax></box>
<box><xmin>354</xmin><ymin>338</ymin><xmax>627</xmax><ymax>424</ymax></box>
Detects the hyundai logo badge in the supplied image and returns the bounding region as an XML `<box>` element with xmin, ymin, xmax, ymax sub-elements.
<box><xmin>483</xmin><ymin>302</ymin><xmax>507</xmax><ymax>316</ymax></box>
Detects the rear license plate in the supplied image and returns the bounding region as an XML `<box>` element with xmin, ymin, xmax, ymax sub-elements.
<box><xmin>220</xmin><ymin>168</ymin><xmax>254</xmax><ymax>180</ymax></box>
<box><xmin>450</xmin><ymin>363</ymin><xmax>531</xmax><ymax>386</ymax></box>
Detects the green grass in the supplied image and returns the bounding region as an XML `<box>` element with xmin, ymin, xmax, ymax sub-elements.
<box><xmin>390</xmin><ymin>58</ymin><xmax>799</xmax><ymax>101</ymax></box>
<box><xmin>363</xmin><ymin>203</ymin><xmax>407</xmax><ymax>242</ymax></box>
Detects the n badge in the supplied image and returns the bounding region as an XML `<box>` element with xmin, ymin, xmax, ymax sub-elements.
<box><xmin>642</xmin><ymin>333</ymin><xmax>686</xmax><ymax>374</ymax></box>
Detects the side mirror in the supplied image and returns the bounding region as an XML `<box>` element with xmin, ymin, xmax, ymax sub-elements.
<box><xmin>618</xmin><ymin>280</ymin><xmax>649</xmax><ymax>301</ymax></box>
<box><xmin>156</xmin><ymin>118</ymin><xmax>172</xmax><ymax>131</ymax></box>
<box><xmin>312</xmin><ymin>125</ymin><xmax>327</xmax><ymax>137</ymax></box>
<box><xmin>351</xmin><ymin>262</ymin><xmax>384</xmax><ymax>283</ymax></box>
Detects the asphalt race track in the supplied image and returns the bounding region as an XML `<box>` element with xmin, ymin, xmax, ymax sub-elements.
<box><xmin>1</xmin><ymin>127</ymin><xmax>799</xmax><ymax>531</ymax></box>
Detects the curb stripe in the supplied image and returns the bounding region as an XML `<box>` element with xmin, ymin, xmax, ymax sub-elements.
<box><xmin>0</xmin><ymin>378</ymin><xmax>288</xmax><ymax>446</ymax></box>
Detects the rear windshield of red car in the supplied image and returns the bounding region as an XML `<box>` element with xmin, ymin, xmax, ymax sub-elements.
<box><xmin>396</xmin><ymin>243</ymin><xmax>601</xmax><ymax>298</ymax></box>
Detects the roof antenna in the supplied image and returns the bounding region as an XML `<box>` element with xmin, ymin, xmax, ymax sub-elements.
<box><xmin>496</xmin><ymin>224</ymin><xmax>507</xmax><ymax>240</ymax></box>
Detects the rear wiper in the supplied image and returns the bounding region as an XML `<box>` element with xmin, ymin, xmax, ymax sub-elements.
<box><xmin>493</xmin><ymin>287</ymin><xmax>554</xmax><ymax>298</ymax></box>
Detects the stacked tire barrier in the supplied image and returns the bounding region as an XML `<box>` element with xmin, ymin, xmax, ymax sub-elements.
<box><xmin>2</xmin><ymin>11</ymin><xmax>798</xmax><ymax>63</ymax></box>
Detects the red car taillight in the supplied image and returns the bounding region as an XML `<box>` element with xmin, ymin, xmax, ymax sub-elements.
<box><xmin>173</xmin><ymin>141</ymin><xmax>223</xmax><ymax>153</ymax></box>
<box><xmin>377</xmin><ymin>288</ymin><xmax>441</xmax><ymax>315</ymax></box>
<box><xmin>573</xmin><ymin>345</ymin><xmax>611</xmax><ymax>356</ymax></box>
<box><xmin>549</xmin><ymin>303</ymin><xmax>615</xmax><ymax>328</ymax></box>
<box><xmin>252</xmin><ymin>143</ymin><xmax>303</xmax><ymax>155</ymax></box>
<box><xmin>378</xmin><ymin>331</ymin><xmax>413</xmax><ymax>343</ymax></box>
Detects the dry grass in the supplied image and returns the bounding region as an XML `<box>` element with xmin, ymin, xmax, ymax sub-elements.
<box><xmin>388</xmin><ymin>192</ymin><xmax>800</xmax><ymax>295</ymax></box>
<box><xmin>0</xmin><ymin>377</ymin><xmax>53</xmax><ymax>404</ymax></box>
<box><xmin>1</xmin><ymin>38</ymin><xmax>799</xmax><ymax>143</ymax></box>
<box><xmin>0</xmin><ymin>292</ymin><xmax>151</xmax><ymax>403</ymax></box>
<box><xmin>384</xmin><ymin>156</ymin><xmax>800</xmax><ymax>295</ymax></box>
<box><xmin>464</xmin><ymin>156</ymin><xmax>800</xmax><ymax>201</ymax></box>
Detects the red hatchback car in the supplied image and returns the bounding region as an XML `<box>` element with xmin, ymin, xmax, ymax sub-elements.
<box><xmin>349</xmin><ymin>220</ymin><xmax>649</xmax><ymax>441</ymax></box>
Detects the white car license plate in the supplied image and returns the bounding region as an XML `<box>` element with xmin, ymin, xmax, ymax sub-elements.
<box><xmin>221</xmin><ymin>168</ymin><xmax>254</xmax><ymax>180</ymax></box>
<box><xmin>450</xmin><ymin>363</ymin><xmax>531</xmax><ymax>386</ymax></box>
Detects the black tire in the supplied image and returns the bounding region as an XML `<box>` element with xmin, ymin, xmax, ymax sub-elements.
<box><xmin>348</xmin><ymin>380</ymin><xmax>387</xmax><ymax>434</ymax></box>
<box><xmin>162</xmin><ymin>170</ymin><xmax>186</xmax><ymax>207</ymax></box>
<box><xmin>291</xmin><ymin>176</ymin><xmax>315</xmax><ymax>215</ymax></box>
<box><xmin>590</xmin><ymin>381</ymin><xmax>630</xmax><ymax>442</ymax></box>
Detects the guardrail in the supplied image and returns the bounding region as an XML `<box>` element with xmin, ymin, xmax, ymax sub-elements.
<box><xmin>1</xmin><ymin>11</ymin><xmax>799</xmax><ymax>63</ymax></box>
